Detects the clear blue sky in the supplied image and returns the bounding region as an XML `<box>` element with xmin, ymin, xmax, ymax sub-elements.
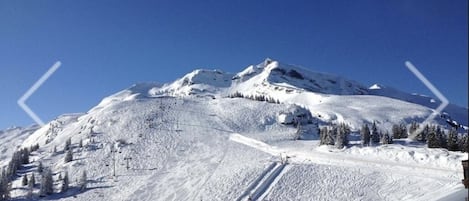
<box><xmin>0</xmin><ymin>0</ymin><xmax>467</xmax><ymax>129</ymax></box>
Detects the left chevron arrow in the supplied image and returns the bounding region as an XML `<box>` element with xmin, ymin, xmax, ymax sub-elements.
<box><xmin>17</xmin><ymin>61</ymin><xmax>62</xmax><ymax>126</ymax></box>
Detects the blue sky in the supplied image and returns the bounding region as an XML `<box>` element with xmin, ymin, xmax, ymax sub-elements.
<box><xmin>0</xmin><ymin>0</ymin><xmax>467</xmax><ymax>129</ymax></box>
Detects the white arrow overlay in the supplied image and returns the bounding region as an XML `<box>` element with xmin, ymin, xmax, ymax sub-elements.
<box><xmin>405</xmin><ymin>61</ymin><xmax>449</xmax><ymax>139</ymax></box>
<box><xmin>17</xmin><ymin>61</ymin><xmax>62</xmax><ymax>126</ymax></box>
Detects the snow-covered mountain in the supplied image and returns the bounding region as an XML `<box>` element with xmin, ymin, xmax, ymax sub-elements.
<box><xmin>231</xmin><ymin>59</ymin><xmax>369</xmax><ymax>96</ymax></box>
<box><xmin>1</xmin><ymin>59</ymin><xmax>467</xmax><ymax>201</ymax></box>
<box><xmin>368</xmin><ymin>83</ymin><xmax>468</xmax><ymax>128</ymax></box>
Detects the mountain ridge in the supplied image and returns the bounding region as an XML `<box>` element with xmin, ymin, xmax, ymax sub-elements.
<box><xmin>99</xmin><ymin>58</ymin><xmax>467</xmax><ymax>127</ymax></box>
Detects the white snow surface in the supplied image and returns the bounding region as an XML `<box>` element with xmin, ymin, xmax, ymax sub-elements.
<box><xmin>1</xmin><ymin>58</ymin><xmax>468</xmax><ymax>201</ymax></box>
<box><xmin>0</xmin><ymin>125</ymin><xmax>39</xmax><ymax>167</ymax></box>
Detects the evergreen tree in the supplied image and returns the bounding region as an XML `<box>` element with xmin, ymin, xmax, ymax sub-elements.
<box><xmin>427</xmin><ymin>125</ymin><xmax>440</xmax><ymax>148</ymax></box>
<box><xmin>360</xmin><ymin>124</ymin><xmax>371</xmax><ymax>146</ymax></box>
<box><xmin>327</xmin><ymin>126</ymin><xmax>336</xmax><ymax>145</ymax></box>
<box><xmin>65</xmin><ymin>137</ymin><xmax>72</xmax><ymax>151</ymax></box>
<box><xmin>21</xmin><ymin>148</ymin><xmax>30</xmax><ymax>164</ymax></box>
<box><xmin>416</xmin><ymin>124</ymin><xmax>429</xmax><ymax>142</ymax></box>
<box><xmin>64</xmin><ymin>149</ymin><xmax>73</xmax><ymax>163</ymax></box>
<box><xmin>319</xmin><ymin>127</ymin><xmax>327</xmax><ymax>145</ymax></box>
<box><xmin>30</xmin><ymin>143</ymin><xmax>39</xmax><ymax>152</ymax></box>
<box><xmin>39</xmin><ymin>169</ymin><xmax>53</xmax><ymax>196</ymax></box>
<box><xmin>0</xmin><ymin>172</ymin><xmax>10</xmax><ymax>201</ymax></box>
<box><xmin>371</xmin><ymin>122</ymin><xmax>380</xmax><ymax>145</ymax></box>
<box><xmin>79</xmin><ymin>171</ymin><xmax>87</xmax><ymax>191</ymax></box>
<box><xmin>79</xmin><ymin>139</ymin><xmax>83</xmax><ymax>148</ymax></box>
<box><xmin>27</xmin><ymin>176</ymin><xmax>34</xmax><ymax>199</ymax></box>
<box><xmin>30</xmin><ymin>173</ymin><xmax>36</xmax><ymax>186</ymax></box>
<box><xmin>447</xmin><ymin>128</ymin><xmax>459</xmax><ymax>151</ymax></box>
<box><xmin>335</xmin><ymin>123</ymin><xmax>350</xmax><ymax>149</ymax></box>
<box><xmin>335</xmin><ymin>126</ymin><xmax>345</xmax><ymax>149</ymax></box>
<box><xmin>34</xmin><ymin>144</ymin><xmax>40</xmax><ymax>151</ymax></box>
<box><xmin>320</xmin><ymin>127</ymin><xmax>333</xmax><ymax>145</ymax></box>
<box><xmin>459</xmin><ymin>134</ymin><xmax>468</xmax><ymax>153</ymax></box>
<box><xmin>37</xmin><ymin>161</ymin><xmax>43</xmax><ymax>173</ymax></box>
<box><xmin>61</xmin><ymin>171</ymin><xmax>69</xmax><ymax>193</ymax></box>
<box><xmin>399</xmin><ymin>123</ymin><xmax>408</xmax><ymax>138</ymax></box>
<box><xmin>439</xmin><ymin>129</ymin><xmax>448</xmax><ymax>149</ymax></box>
<box><xmin>392</xmin><ymin>124</ymin><xmax>400</xmax><ymax>139</ymax></box>
<box><xmin>53</xmin><ymin>145</ymin><xmax>57</xmax><ymax>154</ymax></box>
<box><xmin>22</xmin><ymin>174</ymin><xmax>28</xmax><ymax>186</ymax></box>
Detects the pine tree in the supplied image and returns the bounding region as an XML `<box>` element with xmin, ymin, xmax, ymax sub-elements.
<box><xmin>427</xmin><ymin>125</ymin><xmax>440</xmax><ymax>148</ymax></box>
<box><xmin>61</xmin><ymin>171</ymin><xmax>69</xmax><ymax>193</ymax></box>
<box><xmin>39</xmin><ymin>169</ymin><xmax>53</xmax><ymax>196</ymax></box>
<box><xmin>37</xmin><ymin>161</ymin><xmax>43</xmax><ymax>173</ymax></box>
<box><xmin>65</xmin><ymin>138</ymin><xmax>72</xmax><ymax>151</ymax></box>
<box><xmin>27</xmin><ymin>176</ymin><xmax>34</xmax><ymax>199</ymax></box>
<box><xmin>64</xmin><ymin>149</ymin><xmax>73</xmax><ymax>163</ymax></box>
<box><xmin>416</xmin><ymin>124</ymin><xmax>429</xmax><ymax>142</ymax></box>
<box><xmin>53</xmin><ymin>145</ymin><xmax>57</xmax><ymax>154</ymax></box>
<box><xmin>360</xmin><ymin>124</ymin><xmax>371</xmax><ymax>146</ymax></box>
<box><xmin>22</xmin><ymin>174</ymin><xmax>28</xmax><ymax>186</ymax></box>
<box><xmin>459</xmin><ymin>134</ymin><xmax>468</xmax><ymax>152</ymax></box>
<box><xmin>371</xmin><ymin>122</ymin><xmax>380</xmax><ymax>145</ymax></box>
<box><xmin>319</xmin><ymin>127</ymin><xmax>328</xmax><ymax>145</ymax></box>
<box><xmin>335</xmin><ymin>126</ymin><xmax>345</xmax><ymax>149</ymax></box>
<box><xmin>439</xmin><ymin>129</ymin><xmax>448</xmax><ymax>149</ymax></box>
<box><xmin>30</xmin><ymin>173</ymin><xmax>36</xmax><ymax>186</ymax></box>
<box><xmin>79</xmin><ymin>171</ymin><xmax>87</xmax><ymax>191</ymax></box>
<box><xmin>0</xmin><ymin>172</ymin><xmax>11</xmax><ymax>201</ymax></box>
<box><xmin>320</xmin><ymin>126</ymin><xmax>335</xmax><ymax>146</ymax></box>
<box><xmin>335</xmin><ymin>123</ymin><xmax>350</xmax><ymax>149</ymax></box>
<box><xmin>327</xmin><ymin>126</ymin><xmax>336</xmax><ymax>145</ymax></box>
<box><xmin>392</xmin><ymin>124</ymin><xmax>401</xmax><ymax>139</ymax></box>
<box><xmin>79</xmin><ymin>139</ymin><xmax>83</xmax><ymax>148</ymax></box>
<box><xmin>399</xmin><ymin>124</ymin><xmax>408</xmax><ymax>138</ymax></box>
<box><xmin>21</xmin><ymin>148</ymin><xmax>30</xmax><ymax>164</ymax></box>
<box><xmin>447</xmin><ymin>128</ymin><xmax>459</xmax><ymax>151</ymax></box>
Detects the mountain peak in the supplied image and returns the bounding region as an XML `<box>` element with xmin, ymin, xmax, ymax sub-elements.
<box><xmin>369</xmin><ymin>84</ymin><xmax>383</xmax><ymax>90</ymax></box>
<box><xmin>232</xmin><ymin>59</ymin><xmax>369</xmax><ymax>96</ymax></box>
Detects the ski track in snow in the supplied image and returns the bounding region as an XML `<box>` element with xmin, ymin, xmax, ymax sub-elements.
<box><xmin>230</xmin><ymin>133</ymin><xmax>465</xmax><ymax>201</ymax></box>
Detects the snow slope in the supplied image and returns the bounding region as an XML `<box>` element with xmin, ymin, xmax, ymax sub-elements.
<box><xmin>369</xmin><ymin>84</ymin><xmax>468</xmax><ymax>127</ymax></box>
<box><xmin>0</xmin><ymin>58</ymin><xmax>467</xmax><ymax>201</ymax></box>
<box><xmin>0</xmin><ymin>125</ymin><xmax>39</xmax><ymax>167</ymax></box>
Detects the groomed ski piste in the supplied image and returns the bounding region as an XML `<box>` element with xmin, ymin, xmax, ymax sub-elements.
<box><xmin>0</xmin><ymin>59</ymin><xmax>467</xmax><ymax>201</ymax></box>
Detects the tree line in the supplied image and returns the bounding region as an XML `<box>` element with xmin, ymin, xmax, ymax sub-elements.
<box><xmin>228</xmin><ymin>91</ymin><xmax>281</xmax><ymax>104</ymax></box>
<box><xmin>318</xmin><ymin>121</ymin><xmax>468</xmax><ymax>153</ymax></box>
